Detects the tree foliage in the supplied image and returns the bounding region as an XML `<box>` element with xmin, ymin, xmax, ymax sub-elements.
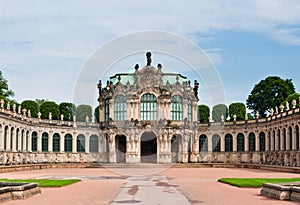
<box><xmin>0</xmin><ymin>71</ymin><xmax>14</xmax><ymax>99</ymax></box>
<box><xmin>94</xmin><ymin>106</ymin><xmax>99</xmax><ymax>123</ymax></box>
<box><xmin>229</xmin><ymin>102</ymin><xmax>246</xmax><ymax>121</ymax></box>
<box><xmin>76</xmin><ymin>104</ymin><xmax>92</xmax><ymax>122</ymax></box>
<box><xmin>21</xmin><ymin>100</ymin><xmax>39</xmax><ymax>117</ymax></box>
<box><xmin>246</xmin><ymin>76</ymin><xmax>295</xmax><ymax>117</ymax></box>
<box><xmin>281</xmin><ymin>93</ymin><xmax>300</xmax><ymax>109</ymax></box>
<box><xmin>40</xmin><ymin>101</ymin><xmax>60</xmax><ymax>120</ymax></box>
<box><xmin>59</xmin><ymin>102</ymin><xmax>76</xmax><ymax>121</ymax></box>
<box><xmin>212</xmin><ymin>104</ymin><xmax>228</xmax><ymax>122</ymax></box>
<box><xmin>198</xmin><ymin>104</ymin><xmax>210</xmax><ymax>122</ymax></box>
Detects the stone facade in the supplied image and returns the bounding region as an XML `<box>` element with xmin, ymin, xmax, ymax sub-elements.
<box><xmin>0</xmin><ymin>53</ymin><xmax>300</xmax><ymax>165</ymax></box>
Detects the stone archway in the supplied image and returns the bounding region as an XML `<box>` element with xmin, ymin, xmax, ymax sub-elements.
<box><xmin>115</xmin><ymin>135</ymin><xmax>126</xmax><ymax>163</ymax></box>
<box><xmin>141</xmin><ymin>132</ymin><xmax>157</xmax><ymax>163</ymax></box>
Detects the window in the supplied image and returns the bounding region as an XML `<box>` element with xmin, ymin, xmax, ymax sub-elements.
<box><xmin>105</xmin><ymin>99</ymin><xmax>110</xmax><ymax>122</ymax></box>
<box><xmin>140</xmin><ymin>94</ymin><xmax>157</xmax><ymax>121</ymax></box>
<box><xmin>225</xmin><ymin>134</ymin><xmax>233</xmax><ymax>152</ymax></box>
<box><xmin>212</xmin><ymin>134</ymin><xmax>220</xmax><ymax>152</ymax></box>
<box><xmin>289</xmin><ymin>126</ymin><xmax>293</xmax><ymax>150</ymax></box>
<box><xmin>53</xmin><ymin>133</ymin><xmax>60</xmax><ymax>152</ymax></box>
<box><xmin>171</xmin><ymin>95</ymin><xmax>183</xmax><ymax>121</ymax></box>
<box><xmin>89</xmin><ymin>135</ymin><xmax>99</xmax><ymax>153</ymax></box>
<box><xmin>277</xmin><ymin>129</ymin><xmax>281</xmax><ymax>150</ymax></box>
<box><xmin>64</xmin><ymin>134</ymin><xmax>72</xmax><ymax>153</ymax></box>
<box><xmin>114</xmin><ymin>95</ymin><xmax>126</xmax><ymax>121</ymax></box>
<box><xmin>31</xmin><ymin>132</ymin><xmax>37</xmax><ymax>152</ymax></box>
<box><xmin>283</xmin><ymin>128</ymin><xmax>286</xmax><ymax>151</ymax></box>
<box><xmin>199</xmin><ymin>135</ymin><xmax>208</xmax><ymax>152</ymax></box>
<box><xmin>42</xmin><ymin>132</ymin><xmax>48</xmax><ymax>152</ymax></box>
<box><xmin>77</xmin><ymin>134</ymin><xmax>85</xmax><ymax>152</ymax></box>
<box><xmin>187</xmin><ymin>99</ymin><xmax>192</xmax><ymax>122</ymax></box>
<box><xmin>237</xmin><ymin>133</ymin><xmax>244</xmax><ymax>152</ymax></box>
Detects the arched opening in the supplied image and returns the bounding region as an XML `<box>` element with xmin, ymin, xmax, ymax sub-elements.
<box><xmin>64</xmin><ymin>134</ymin><xmax>72</xmax><ymax>153</ymax></box>
<box><xmin>21</xmin><ymin>129</ymin><xmax>25</xmax><ymax>151</ymax></box>
<box><xmin>212</xmin><ymin>134</ymin><xmax>220</xmax><ymax>152</ymax></box>
<box><xmin>26</xmin><ymin>131</ymin><xmax>29</xmax><ymax>151</ymax></box>
<box><xmin>31</xmin><ymin>131</ymin><xmax>37</xmax><ymax>152</ymax></box>
<box><xmin>268</xmin><ymin>131</ymin><xmax>271</xmax><ymax>151</ymax></box>
<box><xmin>289</xmin><ymin>126</ymin><xmax>293</xmax><ymax>150</ymax></box>
<box><xmin>225</xmin><ymin>134</ymin><xmax>233</xmax><ymax>152</ymax></box>
<box><xmin>141</xmin><ymin>132</ymin><xmax>157</xmax><ymax>163</ymax></box>
<box><xmin>42</xmin><ymin>132</ymin><xmax>49</xmax><ymax>152</ymax></box>
<box><xmin>77</xmin><ymin>134</ymin><xmax>85</xmax><ymax>153</ymax></box>
<box><xmin>249</xmin><ymin>132</ymin><xmax>255</xmax><ymax>152</ymax></box>
<box><xmin>53</xmin><ymin>133</ymin><xmax>60</xmax><ymax>152</ymax></box>
<box><xmin>89</xmin><ymin>135</ymin><xmax>99</xmax><ymax>153</ymax></box>
<box><xmin>10</xmin><ymin>127</ymin><xmax>14</xmax><ymax>151</ymax></box>
<box><xmin>273</xmin><ymin>130</ymin><xmax>276</xmax><ymax>150</ymax></box>
<box><xmin>115</xmin><ymin>135</ymin><xmax>126</xmax><ymax>163</ymax></box>
<box><xmin>259</xmin><ymin>132</ymin><xmax>265</xmax><ymax>152</ymax></box>
<box><xmin>283</xmin><ymin>128</ymin><xmax>287</xmax><ymax>151</ymax></box>
<box><xmin>277</xmin><ymin>129</ymin><xmax>281</xmax><ymax>150</ymax></box>
<box><xmin>16</xmin><ymin>128</ymin><xmax>19</xmax><ymax>151</ymax></box>
<box><xmin>4</xmin><ymin>126</ymin><xmax>8</xmax><ymax>150</ymax></box>
<box><xmin>199</xmin><ymin>134</ymin><xmax>208</xmax><ymax>152</ymax></box>
<box><xmin>237</xmin><ymin>133</ymin><xmax>244</xmax><ymax>152</ymax></box>
<box><xmin>171</xmin><ymin>135</ymin><xmax>181</xmax><ymax>163</ymax></box>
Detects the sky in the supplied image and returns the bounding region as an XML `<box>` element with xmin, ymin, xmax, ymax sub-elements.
<box><xmin>1</xmin><ymin>0</ymin><xmax>300</xmax><ymax>109</ymax></box>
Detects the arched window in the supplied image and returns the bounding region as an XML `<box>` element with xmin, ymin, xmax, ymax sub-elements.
<box><xmin>114</xmin><ymin>95</ymin><xmax>126</xmax><ymax>121</ymax></box>
<box><xmin>26</xmin><ymin>131</ymin><xmax>29</xmax><ymax>151</ymax></box>
<box><xmin>31</xmin><ymin>131</ymin><xmax>37</xmax><ymax>152</ymax></box>
<box><xmin>77</xmin><ymin>134</ymin><xmax>85</xmax><ymax>153</ymax></box>
<box><xmin>89</xmin><ymin>135</ymin><xmax>99</xmax><ymax>153</ymax></box>
<box><xmin>105</xmin><ymin>99</ymin><xmax>110</xmax><ymax>122</ymax></box>
<box><xmin>225</xmin><ymin>134</ymin><xmax>233</xmax><ymax>152</ymax></box>
<box><xmin>21</xmin><ymin>130</ymin><xmax>24</xmax><ymax>151</ymax></box>
<box><xmin>289</xmin><ymin>126</ymin><xmax>293</xmax><ymax>150</ymax></box>
<box><xmin>296</xmin><ymin>125</ymin><xmax>299</xmax><ymax>150</ymax></box>
<box><xmin>249</xmin><ymin>132</ymin><xmax>255</xmax><ymax>152</ymax></box>
<box><xmin>171</xmin><ymin>95</ymin><xmax>183</xmax><ymax>121</ymax></box>
<box><xmin>42</xmin><ymin>132</ymin><xmax>48</xmax><ymax>152</ymax></box>
<box><xmin>10</xmin><ymin>127</ymin><xmax>14</xmax><ymax>151</ymax></box>
<box><xmin>53</xmin><ymin>133</ymin><xmax>60</xmax><ymax>152</ymax></box>
<box><xmin>64</xmin><ymin>134</ymin><xmax>72</xmax><ymax>153</ymax></box>
<box><xmin>237</xmin><ymin>133</ymin><xmax>245</xmax><ymax>152</ymax></box>
<box><xmin>16</xmin><ymin>128</ymin><xmax>19</xmax><ymax>151</ymax></box>
<box><xmin>277</xmin><ymin>129</ymin><xmax>281</xmax><ymax>150</ymax></box>
<box><xmin>187</xmin><ymin>99</ymin><xmax>192</xmax><ymax>122</ymax></box>
<box><xmin>4</xmin><ymin>126</ymin><xmax>8</xmax><ymax>150</ymax></box>
<box><xmin>259</xmin><ymin>132</ymin><xmax>265</xmax><ymax>152</ymax></box>
<box><xmin>272</xmin><ymin>130</ymin><xmax>276</xmax><ymax>150</ymax></box>
<box><xmin>212</xmin><ymin>134</ymin><xmax>220</xmax><ymax>152</ymax></box>
<box><xmin>199</xmin><ymin>134</ymin><xmax>208</xmax><ymax>152</ymax></box>
<box><xmin>140</xmin><ymin>94</ymin><xmax>157</xmax><ymax>121</ymax></box>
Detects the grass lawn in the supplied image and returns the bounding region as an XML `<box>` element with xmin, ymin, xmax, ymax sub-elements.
<box><xmin>218</xmin><ymin>178</ymin><xmax>300</xmax><ymax>188</ymax></box>
<box><xmin>0</xmin><ymin>178</ymin><xmax>81</xmax><ymax>187</ymax></box>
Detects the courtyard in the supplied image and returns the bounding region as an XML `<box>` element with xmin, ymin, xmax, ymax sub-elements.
<box><xmin>0</xmin><ymin>166</ymin><xmax>298</xmax><ymax>205</ymax></box>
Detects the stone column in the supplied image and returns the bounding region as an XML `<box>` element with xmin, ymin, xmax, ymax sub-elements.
<box><xmin>17</xmin><ymin>130</ymin><xmax>22</xmax><ymax>151</ymax></box>
<box><xmin>193</xmin><ymin>102</ymin><xmax>198</xmax><ymax>122</ymax></box>
<box><xmin>60</xmin><ymin>134</ymin><xmax>65</xmax><ymax>152</ymax></box>
<box><xmin>11</xmin><ymin>128</ymin><xmax>16</xmax><ymax>152</ymax></box>
<box><xmin>270</xmin><ymin>132</ymin><xmax>274</xmax><ymax>151</ymax></box>
<box><xmin>293</xmin><ymin>127</ymin><xmax>297</xmax><ymax>150</ymax></box>
<box><xmin>37</xmin><ymin>132</ymin><xmax>42</xmax><ymax>152</ymax></box>
<box><xmin>220</xmin><ymin>135</ymin><xmax>225</xmax><ymax>152</ymax></box>
<box><xmin>208</xmin><ymin>135</ymin><xmax>212</xmax><ymax>152</ymax></box>
<box><xmin>72</xmin><ymin>135</ymin><xmax>77</xmax><ymax>153</ymax></box>
<box><xmin>265</xmin><ymin>133</ymin><xmax>270</xmax><ymax>151</ymax></box>
<box><xmin>255</xmin><ymin>133</ymin><xmax>259</xmax><ymax>152</ymax></box>
<box><xmin>0</xmin><ymin>126</ymin><xmax>4</xmax><ymax>151</ymax></box>
<box><xmin>22</xmin><ymin>131</ymin><xmax>26</xmax><ymax>151</ymax></box>
<box><xmin>244</xmin><ymin>134</ymin><xmax>249</xmax><ymax>152</ymax></box>
<box><xmin>280</xmin><ymin>129</ymin><xmax>284</xmax><ymax>151</ymax></box>
<box><xmin>286</xmin><ymin>129</ymin><xmax>290</xmax><ymax>151</ymax></box>
<box><xmin>48</xmin><ymin>133</ymin><xmax>53</xmax><ymax>152</ymax></box>
<box><xmin>233</xmin><ymin>133</ymin><xmax>237</xmax><ymax>152</ymax></box>
<box><xmin>28</xmin><ymin>132</ymin><xmax>32</xmax><ymax>152</ymax></box>
<box><xmin>86</xmin><ymin>135</ymin><xmax>90</xmax><ymax>153</ymax></box>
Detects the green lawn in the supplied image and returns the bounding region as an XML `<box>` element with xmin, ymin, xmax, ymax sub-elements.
<box><xmin>218</xmin><ymin>178</ymin><xmax>300</xmax><ymax>188</ymax></box>
<box><xmin>0</xmin><ymin>179</ymin><xmax>81</xmax><ymax>187</ymax></box>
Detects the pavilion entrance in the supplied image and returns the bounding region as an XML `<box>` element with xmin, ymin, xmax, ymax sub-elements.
<box><xmin>141</xmin><ymin>132</ymin><xmax>157</xmax><ymax>163</ymax></box>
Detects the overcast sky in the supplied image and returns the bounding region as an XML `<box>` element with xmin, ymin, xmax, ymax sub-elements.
<box><xmin>1</xmin><ymin>1</ymin><xmax>300</xmax><ymax>109</ymax></box>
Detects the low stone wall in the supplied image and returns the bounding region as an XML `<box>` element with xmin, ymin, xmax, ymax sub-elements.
<box><xmin>261</xmin><ymin>182</ymin><xmax>300</xmax><ymax>202</ymax></box>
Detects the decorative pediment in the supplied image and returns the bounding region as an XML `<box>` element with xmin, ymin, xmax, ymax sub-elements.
<box><xmin>134</xmin><ymin>66</ymin><xmax>163</xmax><ymax>89</ymax></box>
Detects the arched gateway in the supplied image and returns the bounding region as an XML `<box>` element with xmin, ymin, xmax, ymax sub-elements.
<box><xmin>141</xmin><ymin>132</ymin><xmax>157</xmax><ymax>163</ymax></box>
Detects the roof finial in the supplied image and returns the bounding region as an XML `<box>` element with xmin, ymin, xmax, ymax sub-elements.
<box><xmin>146</xmin><ymin>52</ymin><xmax>152</xmax><ymax>66</ymax></box>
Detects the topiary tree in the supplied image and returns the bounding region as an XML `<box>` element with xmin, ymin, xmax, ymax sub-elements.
<box><xmin>229</xmin><ymin>102</ymin><xmax>246</xmax><ymax>121</ymax></box>
<box><xmin>21</xmin><ymin>100</ymin><xmax>39</xmax><ymax>117</ymax></box>
<box><xmin>212</xmin><ymin>104</ymin><xmax>228</xmax><ymax>122</ymax></box>
<box><xmin>198</xmin><ymin>104</ymin><xmax>210</xmax><ymax>122</ymax></box>
<box><xmin>59</xmin><ymin>102</ymin><xmax>76</xmax><ymax>121</ymax></box>
<box><xmin>281</xmin><ymin>93</ymin><xmax>300</xmax><ymax>109</ymax></box>
<box><xmin>94</xmin><ymin>106</ymin><xmax>99</xmax><ymax>123</ymax></box>
<box><xmin>40</xmin><ymin>101</ymin><xmax>60</xmax><ymax>120</ymax></box>
<box><xmin>246</xmin><ymin>76</ymin><xmax>295</xmax><ymax>117</ymax></box>
<box><xmin>76</xmin><ymin>104</ymin><xmax>92</xmax><ymax>122</ymax></box>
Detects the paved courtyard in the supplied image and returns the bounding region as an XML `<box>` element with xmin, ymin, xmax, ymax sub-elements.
<box><xmin>1</xmin><ymin>166</ymin><xmax>299</xmax><ymax>205</ymax></box>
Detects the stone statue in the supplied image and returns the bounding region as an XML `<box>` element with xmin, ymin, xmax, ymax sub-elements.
<box><xmin>255</xmin><ymin>111</ymin><xmax>259</xmax><ymax>119</ymax></box>
<box><xmin>18</xmin><ymin>105</ymin><xmax>21</xmax><ymax>114</ymax></box>
<box><xmin>38</xmin><ymin>112</ymin><xmax>41</xmax><ymax>119</ymax></box>
<box><xmin>146</xmin><ymin>52</ymin><xmax>152</xmax><ymax>66</ymax></box>
<box><xmin>28</xmin><ymin>110</ymin><xmax>31</xmax><ymax>118</ymax></box>
<box><xmin>60</xmin><ymin>114</ymin><xmax>64</xmax><ymax>121</ymax></box>
<box><xmin>0</xmin><ymin>99</ymin><xmax>4</xmax><ymax>108</ymax></box>
<box><xmin>292</xmin><ymin>99</ymin><xmax>297</xmax><ymax>109</ymax></box>
<box><xmin>221</xmin><ymin>114</ymin><xmax>224</xmax><ymax>122</ymax></box>
<box><xmin>286</xmin><ymin>101</ymin><xmax>290</xmax><ymax>110</ymax></box>
<box><xmin>279</xmin><ymin>104</ymin><xmax>284</xmax><ymax>112</ymax></box>
<box><xmin>270</xmin><ymin>108</ymin><xmax>274</xmax><ymax>116</ymax></box>
<box><xmin>233</xmin><ymin>115</ymin><xmax>237</xmax><ymax>121</ymax></box>
<box><xmin>13</xmin><ymin>104</ymin><xmax>16</xmax><ymax>112</ymax></box>
<box><xmin>275</xmin><ymin>106</ymin><xmax>278</xmax><ymax>114</ymax></box>
<box><xmin>49</xmin><ymin>112</ymin><xmax>52</xmax><ymax>120</ymax></box>
<box><xmin>22</xmin><ymin>108</ymin><xmax>27</xmax><ymax>116</ymax></box>
<box><xmin>7</xmin><ymin>101</ymin><xmax>10</xmax><ymax>110</ymax></box>
<box><xmin>85</xmin><ymin>116</ymin><xmax>89</xmax><ymax>123</ymax></box>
